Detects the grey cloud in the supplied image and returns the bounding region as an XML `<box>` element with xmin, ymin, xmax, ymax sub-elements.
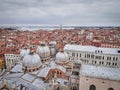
<box><xmin>0</xmin><ymin>0</ymin><xmax>120</xmax><ymax>25</ymax></box>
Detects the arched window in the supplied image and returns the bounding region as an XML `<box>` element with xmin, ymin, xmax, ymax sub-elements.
<box><xmin>57</xmin><ymin>86</ymin><xmax>60</xmax><ymax>90</ymax></box>
<box><xmin>95</xmin><ymin>61</ymin><xmax>96</xmax><ymax>64</ymax></box>
<box><xmin>108</xmin><ymin>88</ymin><xmax>114</xmax><ymax>90</ymax></box>
<box><xmin>73</xmin><ymin>86</ymin><xmax>77</xmax><ymax>90</ymax></box>
<box><xmin>102</xmin><ymin>61</ymin><xmax>104</xmax><ymax>65</ymax></box>
<box><xmin>89</xmin><ymin>84</ymin><xmax>96</xmax><ymax>90</ymax></box>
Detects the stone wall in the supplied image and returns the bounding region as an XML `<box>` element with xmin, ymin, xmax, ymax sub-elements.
<box><xmin>79</xmin><ymin>75</ymin><xmax>120</xmax><ymax>90</ymax></box>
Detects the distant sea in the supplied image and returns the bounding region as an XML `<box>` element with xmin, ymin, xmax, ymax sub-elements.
<box><xmin>0</xmin><ymin>24</ymin><xmax>75</xmax><ymax>31</ymax></box>
<box><xmin>0</xmin><ymin>24</ymin><xmax>119</xmax><ymax>31</ymax></box>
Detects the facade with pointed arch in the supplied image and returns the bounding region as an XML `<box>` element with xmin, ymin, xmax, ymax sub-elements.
<box><xmin>79</xmin><ymin>64</ymin><xmax>120</xmax><ymax>90</ymax></box>
<box><xmin>89</xmin><ymin>84</ymin><xmax>96</xmax><ymax>90</ymax></box>
<box><xmin>108</xmin><ymin>88</ymin><xmax>114</xmax><ymax>90</ymax></box>
<box><xmin>79</xmin><ymin>75</ymin><xmax>120</xmax><ymax>90</ymax></box>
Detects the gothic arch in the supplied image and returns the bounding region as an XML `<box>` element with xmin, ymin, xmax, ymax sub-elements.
<box><xmin>73</xmin><ymin>86</ymin><xmax>77</xmax><ymax>90</ymax></box>
<box><xmin>89</xmin><ymin>84</ymin><xmax>96</xmax><ymax>90</ymax></box>
<box><xmin>108</xmin><ymin>88</ymin><xmax>114</xmax><ymax>90</ymax></box>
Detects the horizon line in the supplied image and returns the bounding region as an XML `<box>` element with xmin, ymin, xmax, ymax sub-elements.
<box><xmin>0</xmin><ymin>24</ymin><xmax>120</xmax><ymax>27</ymax></box>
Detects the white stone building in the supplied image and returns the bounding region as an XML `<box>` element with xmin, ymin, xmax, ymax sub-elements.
<box><xmin>5</xmin><ymin>54</ymin><xmax>21</xmax><ymax>70</ymax></box>
<box><xmin>86</xmin><ymin>32</ymin><xmax>93</xmax><ymax>40</ymax></box>
<box><xmin>64</xmin><ymin>44</ymin><xmax>120</xmax><ymax>90</ymax></box>
<box><xmin>64</xmin><ymin>44</ymin><xmax>120</xmax><ymax>68</ymax></box>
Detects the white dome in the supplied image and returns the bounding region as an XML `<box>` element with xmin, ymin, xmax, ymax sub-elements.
<box><xmin>50</xmin><ymin>47</ymin><xmax>56</xmax><ymax>56</ymax></box>
<box><xmin>49</xmin><ymin>41</ymin><xmax>57</xmax><ymax>45</ymax></box>
<box><xmin>20</xmin><ymin>48</ymin><xmax>30</xmax><ymax>58</ymax></box>
<box><xmin>55</xmin><ymin>52</ymin><xmax>69</xmax><ymax>63</ymax></box>
<box><xmin>49</xmin><ymin>44</ymin><xmax>57</xmax><ymax>57</ymax></box>
<box><xmin>36</xmin><ymin>46</ymin><xmax>50</xmax><ymax>58</ymax></box>
<box><xmin>22</xmin><ymin>53</ymin><xmax>42</xmax><ymax>69</ymax></box>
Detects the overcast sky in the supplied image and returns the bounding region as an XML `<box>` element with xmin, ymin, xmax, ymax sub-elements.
<box><xmin>0</xmin><ymin>0</ymin><xmax>120</xmax><ymax>26</ymax></box>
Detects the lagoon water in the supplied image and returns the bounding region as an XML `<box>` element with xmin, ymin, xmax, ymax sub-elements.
<box><xmin>0</xmin><ymin>24</ymin><xmax>117</xmax><ymax>31</ymax></box>
<box><xmin>0</xmin><ymin>24</ymin><xmax>75</xmax><ymax>31</ymax></box>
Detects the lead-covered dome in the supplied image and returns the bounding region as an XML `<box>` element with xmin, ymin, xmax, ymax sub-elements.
<box><xmin>36</xmin><ymin>42</ymin><xmax>50</xmax><ymax>62</ymax></box>
<box><xmin>49</xmin><ymin>42</ymin><xmax>57</xmax><ymax>58</ymax></box>
<box><xmin>22</xmin><ymin>52</ymin><xmax>42</xmax><ymax>72</ymax></box>
<box><xmin>55</xmin><ymin>51</ymin><xmax>69</xmax><ymax>65</ymax></box>
<box><xmin>20</xmin><ymin>48</ymin><xmax>30</xmax><ymax>58</ymax></box>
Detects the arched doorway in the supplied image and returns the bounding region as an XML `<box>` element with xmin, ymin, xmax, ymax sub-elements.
<box><xmin>73</xmin><ymin>86</ymin><xmax>77</xmax><ymax>90</ymax></box>
<box><xmin>56</xmin><ymin>86</ymin><xmax>60</xmax><ymax>90</ymax></box>
<box><xmin>108</xmin><ymin>88</ymin><xmax>114</xmax><ymax>90</ymax></box>
<box><xmin>89</xmin><ymin>84</ymin><xmax>96</xmax><ymax>90</ymax></box>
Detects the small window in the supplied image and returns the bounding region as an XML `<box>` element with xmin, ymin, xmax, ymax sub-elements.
<box><xmin>76</xmin><ymin>53</ymin><xmax>78</xmax><ymax>57</ymax></box>
<box><xmin>85</xmin><ymin>54</ymin><xmax>86</xmax><ymax>58</ymax></box>
<box><xmin>113</xmin><ymin>57</ymin><xmax>115</xmax><ymax>61</ymax></box>
<box><xmin>102</xmin><ymin>81</ymin><xmax>104</xmax><ymax>83</ymax></box>
<box><xmin>95</xmin><ymin>61</ymin><xmax>96</xmax><ymax>64</ymax></box>
<box><xmin>102</xmin><ymin>61</ymin><xmax>104</xmax><ymax>65</ymax></box>
<box><xmin>33</xmin><ymin>69</ymin><xmax>35</xmax><ymax>71</ymax></box>
<box><xmin>95</xmin><ymin>50</ymin><xmax>97</xmax><ymax>53</ymax></box>
<box><xmin>102</xmin><ymin>56</ymin><xmax>104</xmax><ymax>60</ymax></box>
<box><xmin>98</xmin><ymin>50</ymin><xmax>99</xmax><ymax>53</ymax></box>
<box><xmin>60</xmin><ymin>72</ymin><xmax>62</xmax><ymax>75</ymax></box>
<box><xmin>95</xmin><ymin>56</ymin><xmax>98</xmax><ymax>59</ymax></box>
<box><xmin>64</xmin><ymin>82</ymin><xmax>68</xmax><ymax>85</ymax></box>
<box><xmin>109</xmin><ymin>57</ymin><xmax>111</xmax><ymax>60</ymax></box>
<box><xmin>80</xmin><ymin>53</ymin><xmax>81</xmax><ymax>57</ymax></box>
<box><xmin>99</xmin><ymin>56</ymin><xmax>101</xmax><ymax>59</ymax></box>
<box><xmin>91</xmin><ymin>55</ymin><xmax>94</xmax><ymax>59</ymax></box>
<box><xmin>87</xmin><ymin>60</ymin><xmax>89</xmax><ymax>63</ymax></box>
<box><xmin>92</xmin><ymin>60</ymin><xmax>94</xmax><ymax>64</ymax></box>
<box><xmin>115</xmin><ymin>63</ymin><xmax>117</xmax><ymax>66</ymax></box>
<box><xmin>72</xmin><ymin>53</ymin><xmax>75</xmax><ymax>57</ymax></box>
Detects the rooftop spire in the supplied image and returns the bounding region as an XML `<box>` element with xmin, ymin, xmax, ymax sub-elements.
<box><xmin>60</xmin><ymin>24</ymin><xmax>63</xmax><ymax>35</ymax></box>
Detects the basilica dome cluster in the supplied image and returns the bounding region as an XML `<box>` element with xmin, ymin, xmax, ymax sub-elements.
<box><xmin>20</xmin><ymin>42</ymin><xmax>69</xmax><ymax>72</ymax></box>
